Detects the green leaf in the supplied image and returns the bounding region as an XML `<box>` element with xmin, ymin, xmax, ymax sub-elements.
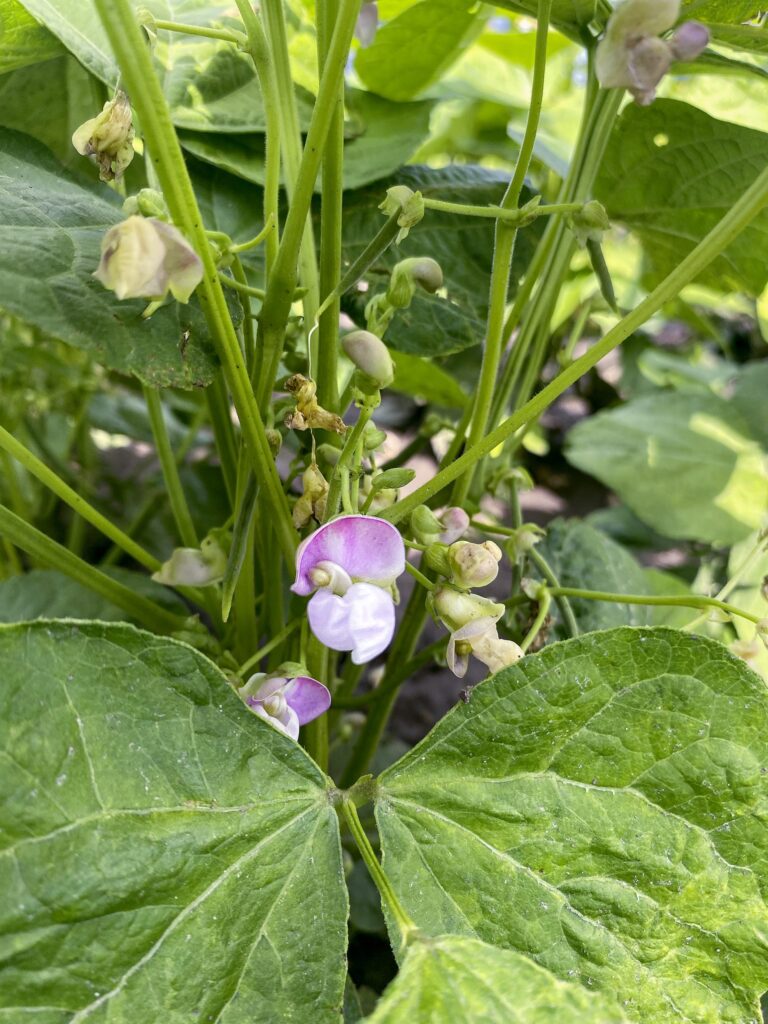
<box><xmin>17</xmin><ymin>0</ymin><xmax>308</xmax><ymax>132</ymax></box>
<box><xmin>180</xmin><ymin>90</ymin><xmax>434</xmax><ymax>192</ymax></box>
<box><xmin>391</xmin><ymin>350</ymin><xmax>467</xmax><ymax>408</ymax></box>
<box><xmin>0</xmin><ymin>620</ymin><xmax>347</xmax><ymax>1021</ymax></box>
<box><xmin>355</xmin><ymin>0</ymin><xmax>482</xmax><ymax>101</ymax></box>
<box><xmin>493</xmin><ymin>0</ymin><xmax>604</xmax><ymax>41</ymax></box>
<box><xmin>681</xmin><ymin>0</ymin><xmax>765</xmax><ymax>21</ymax></box>
<box><xmin>595</xmin><ymin>99</ymin><xmax>768</xmax><ymax>295</ymax></box>
<box><xmin>0</xmin><ymin>129</ymin><xmax>220</xmax><ymax>388</ymax></box>
<box><xmin>375</xmin><ymin>626</ymin><xmax>768</xmax><ymax>1024</ymax></box>
<box><xmin>0</xmin><ymin>0</ymin><xmax>61</xmax><ymax>73</ymax></box>
<box><xmin>731</xmin><ymin>361</ymin><xmax>768</xmax><ymax>449</ymax></box>
<box><xmin>340</xmin><ymin>164</ymin><xmax>542</xmax><ymax>357</ymax></box>
<box><xmin>0</xmin><ymin>55</ymin><xmax>106</xmax><ymax>169</ymax></box>
<box><xmin>564</xmin><ymin>392</ymin><xmax>768</xmax><ymax>545</ymax></box>
<box><xmin>367</xmin><ymin>935</ymin><xmax>629</xmax><ymax>1023</ymax></box>
<box><xmin>705</xmin><ymin>22</ymin><xmax>768</xmax><ymax>55</ymax></box>
<box><xmin>0</xmin><ymin>568</ymin><xmax>187</xmax><ymax>623</ymax></box>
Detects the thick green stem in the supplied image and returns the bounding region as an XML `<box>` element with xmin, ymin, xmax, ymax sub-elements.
<box><xmin>305</xmin><ymin>635</ymin><xmax>331</xmax><ymax>769</ymax></box>
<box><xmin>94</xmin><ymin>0</ymin><xmax>298</xmax><ymax>565</ymax></box>
<box><xmin>324</xmin><ymin>403</ymin><xmax>375</xmax><ymax>520</ymax></box>
<box><xmin>144</xmin><ymin>387</ymin><xmax>198</xmax><ymax>549</ymax></box>
<box><xmin>0</xmin><ymin>423</ymin><xmax>161</xmax><ymax>573</ymax></box>
<box><xmin>550</xmin><ymin>587</ymin><xmax>761</xmax><ymax>626</ymax></box>
<box><xmin>256</xmin><ymin>0</ymin><xmax>362</xmax><ymax>409</ymax></box>
<box><xmin>316</xmin><ymin>0</ymin><xmax>344</xmax><ymax>410</ymax></box>
<box><xmin>340</xmin><ymin>799</ymin><xmax>416</xmax><ymax>949</ymax></box>
<box><xmin>0</xmin><ymin>504</ymin><xmax>186</xmax><ymax>633</ymax></box>
<box><xmin>453</xmin><ymin>0</ymin><xmax>552</xmax><ymax>503</ymax></box>
<box><xmin>422</xmin><ymin>198</ymin><xmax>581</xmax><ymax>221</ymax></box>
<box><xmin>520</xmin><ymin>587</ymin><xmax>551</xmax><ymax>652</ymax></box>
<box><xmin>382</xmin><ymin>160</ymin><xmax>768</xmax><ymax>524</ymax></box>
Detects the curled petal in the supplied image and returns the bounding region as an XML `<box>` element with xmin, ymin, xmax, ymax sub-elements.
<box><xmin>249</xmin><ymin>701</ymin><xmax>300</xmax><ymax>740</ymax></box>
<box><xmin>292</xmin><ymin>514</ymin><xmax>405</xmax><ymax>596</ymax></box>
<box><xmin>626</xmin><ymin>36</ymin><xmax>672</xmax><ymax>103</ymax></box>
<box><xmin>307</xmin><ymin>583</ymin><xmax>395</xmax><ymax>664</ymax></box>
<box><xmin>669</xmin><ymin>20</ymin><xmax>709</xmax><ymax>61</ymax></box>
<box><xmin>284</xmin><ymin>676</ymin><xmax>332</xmax><ymax>725</ymax></box>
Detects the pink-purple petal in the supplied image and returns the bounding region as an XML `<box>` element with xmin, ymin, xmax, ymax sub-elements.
<box><xmin>284</xmin><ymin>676</ymin><xmax>332</xmax><ymax>725</ymax></box>
<box><xmin>292</xmin><ymin>515</ymin><xmax>405</xmax><ymax>595</ymax></box>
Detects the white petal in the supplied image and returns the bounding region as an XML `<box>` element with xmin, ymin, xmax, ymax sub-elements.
<box><xmin>345</xmin><ymin>583</ymin><xmax>395</xmax><ymax>664</ymax></box>
<box><xmin>307</xmin><ymin>589</ymin><xmax>356</xmax><ymax>652</ymax></box>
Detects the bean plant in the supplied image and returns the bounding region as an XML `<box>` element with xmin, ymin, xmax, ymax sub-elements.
<box><xmin>1</xmin><ymin>0</ymin><xmax>768</xmax><ymax>1021</ymax></box>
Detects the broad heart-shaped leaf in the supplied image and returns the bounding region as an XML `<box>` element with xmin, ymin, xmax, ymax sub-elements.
<box><xmin>179</xmin><ymin>90</ymin><xmax>434</xmax><ymax>193</ymax></box>
<box><xmin>564</xmin><ymin>392</ymin><xmax>768</xmax><ymax>546</ymax></box>
<box><xmin>367</xmin><ymin>935</ymin><xmax>629</xmax><ymax>1023</ymax></box>
<box><xmin>17</xmin><ymin>0</ymin><xmax>315</xmax><ymax>133</ymax></box>
<box><xmin>0</xmin><ymin>0</ymin><xmax>61</xmax><ymax>73</ymax></box>
<box><xmin>375</xmin><ymin>627</ymin><xmax>768</xmax><ymax>1024</ymax></box>
<box><xmin>355</xmin><ymin>0</ymin><xmax>482</xmax><ymax>102</ymax></box>
<box><xmin>595</xmin><ymin>100</ymin><xmax>768</xmax><ymax>296</ymax></box>
<box><xmin>0</xmin><ymin>129</ymin><xmax>220</xmax><ymax>388</ymax></box>
<box><xmin>340</xmin><ymin>164</ymin><xmax>542</xmax><ymax>357</ymax></box>
<box><xmin>0</xmin><ymin>620</ymin><xmax>347</xmax><ymax>1022</ymax></box>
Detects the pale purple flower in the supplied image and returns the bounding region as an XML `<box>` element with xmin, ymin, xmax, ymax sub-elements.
<box><xmin>292</xmin><ymin>515</ymin><xmax>405</xmax><ymax>663</ymax></box>
<box><xmin>243</xmin><ymin>674</ymin><xmax>331</xmax><ymax>740</ymax></box>
<box><xmin>355</xmin><ymin>2</ymin><xmax>379</xmax><ymax>47</ymax></box>
<box><xmin>439</xmin><ymin>507</ymin><xmax>470</xmax><ymax>545</ymax></box>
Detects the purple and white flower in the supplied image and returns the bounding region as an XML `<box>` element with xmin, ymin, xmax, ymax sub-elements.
<box><xmin>292</xmin><ymin>514</ymin><xmax>406</xmax><ymax>663</ymax></box>
<box><xmin>242</xmin><ymin>674</ymin><xmax>331</xmax><ymax>740</ymax></box>
<box><xmin>446</xmin><ymin>617</ymin><xmax>523</xmax><ymax>679</ymax></box>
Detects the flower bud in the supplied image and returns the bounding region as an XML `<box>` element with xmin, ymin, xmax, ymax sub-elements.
<box><xmin>72</xmin><ymin>91</ymin><xmax>135</xmax><ymax>182</ymax></box>
<box><xmin>152</xmin><ymin>530</ymin><xmax>228</xmax><ymax>587</ymax></box>
<box><xmin>570</xmin><ymin>200</ymin><xmax>611</xmax><ymax>247</ymax></box>
<box><xmin>505</xmin><ymin>523</ymin><xmax>545</xmax><ymax>562</ymax></box>
<box><xmin>731</xmin><ymin>638</ymin><xmax>762</xmax><ymax>662</ymax></box>
<box><xmin>94</xmin><ymin>216</ymin><xmax>203</xmax><ymax>303</ymax></box>
<box><xmin>266</xmin><ymin>428</ymin><xmax>282</xmax><ymax>455</ymax></box>
<box><xmin>363</xmin><ymin>423</ymin><xmax>388</xmax><ymax>452</ymax></box>
<box><xmin>669</xmin><ymin>21</ymin><xmax>709</xmax><ymax>61</ymax></box>
<box><xmin>122</xmin><ymin>188</ymin><xmax>168</xmax><ymax>220</ymax></box>
<box><xmin>411</xmin><ymin>505</ymin><xmax>442</xmax><ymax>545</ymax></box>
<box><xmin>342</xmin><ymin>330</ymin><xmax>394</xmax><ymax>388</ymax></box>
<box><xmin>448</xmin><ymin>541</ymin><xmax>502</xmax><ymax>589</ymax></box>
<box><xmin>595</xmin><ymin>0</ymin><xmax>681</xmax><ymax>105</ymax></box>
<box><xmin>432</xmin><ymin>585</ymin><xmax>504</xmax><ymax>632</ymax></box>
<box><xmin>386</xmin><ymin>257</ymin><xmax>444</xmax><ymax>308</ymax></box>
<box><xmin>364</xmin><ymin>292</ymin><xmax>396</xmax><ymax>338</ymax></box>
<box><xmin>439</xmin><ymin>507</ymin><xmax>470</xmax><ymax>545</ymax></box>
<box><xmin>379</xmin><ymin>185</ymin><xmax>425</xmax><ymax>242</ymax></box>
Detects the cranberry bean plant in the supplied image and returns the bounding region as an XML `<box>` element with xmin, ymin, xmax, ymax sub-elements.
<box><xmin>1</xmin><ymin>0</ymin><xmax>768</xmax><ymax>1020</ymax></box>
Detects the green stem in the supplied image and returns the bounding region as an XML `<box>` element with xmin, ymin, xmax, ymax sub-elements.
<box><xmin>230</xmin><ymin>215</ymin><xmax>277</xmax><ymax>255</ymax></box>
<box><xmin>528</xmin><ymin>548</ymin><xmax>579</xmax><ymax>637</ymax></box>
<box><xmin>144</xmin><ymin>387</ymin><xmax>198</xmax><ymax>549</ymax></box>
<box><xmin>324</xmin><ymin>403</ymin><xmax>375</xmax><ymax>520</ymax></box>
<box><xmin>316</xmin><ymin>212</ymin><xmax>401</xmax><ymax>320</ymax></box>
<box><xmin>233</xmin><ymin>1</ymin><xmax>280</xmax><ymax>273</ymax></box>
<box><xmin>0</xmin><ymin>504</ymin><xmax>186</xmax><ymax>633</ymax></box>
<box><xmin>205</xmin><ymin>375</ymin><xmax>238</xmax><ymax>505</ymax></box>
<box><xmin>305</xmin><ymin>635</ymin><xmax>330</xmax><ymax>770</ymax></box>
<box><xmin>94</xmin><ymin>0</ymin><xmax>298</xmax><ymax>566</ymax></box>
<box><xmin>333</xmin><ymin>638</ymin><xmax>446</xmax><ymax>709</ymax></box>
<box><xmin>218</xmin><ymin>273</ymin><xmax>265</xmax><ymax>300</ymax></box>
<box><xmin>316</xmin><ymin>0</ymin><xmax>344</xmax><ymax>410</ymax></box>
<box><xmin>382</xmin><ymin>159</ymin><xmax>768</xmax><ymax>524</ymax></box>
<box><xmin>550</xmin><ymin>587</ymin><xmax>761</xmax><ymax>626</ymax></box>
<box><xmin>421</xmin><ymin>198</ymin><xmax>581</xmax><ymax>221</ymax></box>
<box><xmin>340</xmin><ymin>799</ymin><xmax>416</xmax><ymax>948</ymax></box>
<box><xmin>152</xmin><ymin>19</ymin><xmax>245</xmax><ymax>44</ymax></box>
<box><xmin>231</xmin><ymin>256</ymin><xmax>257</xmax><ymax>369</ymax></box>
<box><xmin>520</xmin><ymin>586</ymin><xmax>551</xmax><ymax>653</ymax></box>
<box><xmin>238</xmin><ymin>617</ymin><xmax>302</xmax><ymax>677</ymax></box>
<box><xmin>452</xmin><ymin>0</ymin><xmax>552</xmax><ymax>503</ymax></box>
<box><xmin>256</xmin><ymin>0</ymin><xmax>362</xmax><ymax>409</ymax></box>
<box><xmin>340</xmin><ymin>583</ymin><xmax>428</xmax><ymax>787</ymax></box>
<box><xmin>405</xmin><ymin>561</ymin><xmax>434</xmax><ymax>591</ymax></box>
<box><xmin>0</xmin><ymin>423</ymin><xmax>160</xmax><ymax>573</ymax></box>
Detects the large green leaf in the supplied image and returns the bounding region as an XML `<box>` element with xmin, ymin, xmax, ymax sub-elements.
<box><xmin>682</xmin><ymin>0</ymin><xmax>766</xmax><ymax>21</ymax></box>
<box><xmin>493</xmin><ymin>0</ymin><xmax>606</xmax><ymax>40</ymax></box>
<box><xmin>340</xmin><ymin>164</ymin><xmax>542</xmax><ymax>356</ymax></box>
<box><xmin>705</xmin><ymin>22</ymin><xmax>768</xmax><ymax>55</ymax></box>
<box><xmin>595</xmin><ymin>100</ymin><xmax>768</xmax><ymax>295</ymax></box>
<box><xmin>367</xmin><ymin>935</ymin><xmax>629</xmax><ymax>1023</ymax></box>
<box><xmin>375</xmin><ymin>627</ymin><xmax>768</xmax><ymax>1024</ymax></box>
<box><xmin>355</xmin><ymin>0</ymin><xmax>482</xmax><ymax>101</ymax></box>
<box><xmin>0</xmin><ymin>129</ymin><xmax>220</xmax><ymax>388</ymax></box>
<box><xmin>564</xmin><ymin>392</ymin><xmax>768</xmax><ymax>545</ymax></box>
<box><xmin>0</xmin><ymin>0</ymin><xmax>61</xmax><ymax>73</ymax></box>
<box><xmin>180</xmin><ymin>90</ymin><xmax>434</xmax><ymax>192</ymax></box>
<box><xmin>17</xmin><ymin>0</ymin><xmax>314</xmax><ymax>133</ymax></box>
<box><xmin>731</xmin><ymin>361</ymin><xmax>768</xmax><ymax>448</ymax></box>
<box><xmin>0</xmin><ymin>620</ymin><xmax>347</xmax><ymax>1022</ymax></box>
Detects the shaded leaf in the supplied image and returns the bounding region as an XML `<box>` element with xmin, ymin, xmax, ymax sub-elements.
<box><xmin>355</xmin><ymin>0</ymin><xmax>482</xmax><ymax>101</ymax></box>
<box><xmin>376</xmin><ymin>627</ymin><xmax>768</xmax><ymax>1024</ymax></box>
<box><xmin>367</xmin><ymin>935</ymin><xmax>629</xmax><ymax>1023</ymax></box>
<box><xmin>705</xmin><ymin>22</ymin><xmax>768</xmax><ymax>55</ymax></box>
<box><xmin>565</xmin><ymin>392</ymin><xmax>768</xmax><ymax>545</ymax></box>
<box><xmin>595</xmin><ymin>100</ymin><xmax>768</xmax><ymax>295</ymax></box>
<box><xmin>0</xmin><ymin>620</ymin><xmax>347</xmax><ymax>1022</ymax></box>
<box><xmin>0</xmin><ymin>0</ymin><xmax>61</xmax><ymax>73</ymax></box>
<box><xmin>731</xmin><ymin>361</ymin><xmax>768</xmax><ymax>448</ymax></box>
<box><xmin>0</xmin><ymin>129</ymin><xmax>220</xmax><ymax>388</ymax></box>
<box><xmin>391</xmin><ymin>350</ymin><xmax>467</xmax><ymax>408</ymax></box>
